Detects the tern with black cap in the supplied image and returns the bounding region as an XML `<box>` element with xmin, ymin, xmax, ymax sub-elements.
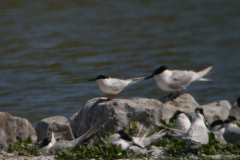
<box><xmin>144</xmin><ymin>66</ymin><xmax>212</xmax><ymax>97</ymax></box>
<box><xmin>89</xmin><ymin>75</ymin><xmax>145</xmax><ymax>101</ymax></box>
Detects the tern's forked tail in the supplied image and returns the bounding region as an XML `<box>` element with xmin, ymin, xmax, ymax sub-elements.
<box><xmin>193</xmin><ymin>66</ymin><xmax>213</xmax><ymax>82</ymax></box>
<box><xmin>128</xmin><ymin>76</ymin><xmax>146</xmax><ymax>85</ymax></box>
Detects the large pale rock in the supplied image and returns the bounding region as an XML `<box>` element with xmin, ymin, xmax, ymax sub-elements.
<box><xmin>70</xmin><ymin>93</ymin><xmax>231</xmax><ymax>141</ymax></box>
<box><xmin>0</xmin><ymin>112</ymin><xmax>37</xmax><ymax>150</ymax></box>
<box><xmin>70</xmin><ymin>94</ymin><xmax>199</xmax><ymax>139</ymax></box>
<box><xmin>229</xmin><ymin>98</ymin><xmax>240</xmax><ymax>121</ymax></box>
<box><xmin>201</xmin><ymin>100</ymin><xmax>232</xmax><ymax>123</ymax></box>
<box><xmin>70</xmin><ymin>97</ymin><xmax>164</xmax><ymax>138</ymax></box>
<box><xmin>35</xmin><ymin>116</ymin><xmax>75</xmax><ymax>142</ymax></box>
<box><xmin>160</xmin><ymin>93</ymin><xmax>200</xmax><ymax>122</ymax></box>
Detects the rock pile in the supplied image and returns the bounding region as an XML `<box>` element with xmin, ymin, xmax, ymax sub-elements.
<box><xmin>0</xmin><ymin>93</ymin><xmax>237</xmax><ymax>151</ymax></box>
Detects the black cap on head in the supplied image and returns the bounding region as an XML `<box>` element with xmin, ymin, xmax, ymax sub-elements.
<box><xmin>195</xmin><ymin>107</ymin><xmax>204</xmax><ymax>116</ymax></box>
<box><xmin>96</xmin><ymin>75</ymin><xmax>109</xmax><ymax>79</ymax></box>
<box><xmin>153</xmin><ymin>65</ymin><xmax>167</xmax><ymax>75</ymax></box>
<box><xmin>117</xmin><ymin>130</ymin><xmax>133</xmax><ymax>142</ymax></box>
<box><xmin>144</xmin><ymin>65</ymin><xmax>167</xmax><ymax>80</ymax></box>
<box><xmin>210</xmin><ymin>119</ymin><xmax>224</xmax><ymax>129</ymax></box>
<box><xmin>88</xmin><ymin>75</ymin><xmax>109</xmax><ymax>81</ymax></box>
<box><xmin>224</xmin><ymin>116</ymin><xmax>237</xmax><ymax>124</ymax></box>
<box><xmin>173</xmin><ymin>110</ymin><xmax>184</xmax><ymax>119</ymax></box>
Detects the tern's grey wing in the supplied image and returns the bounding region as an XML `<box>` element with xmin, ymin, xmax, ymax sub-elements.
<box><xmin>52</xmin><ymin>141</ymin><xmax>75</xmax><ymax>153</ymax></box>
<box><xmin>142</xmin><ymin>129</ymin><xmax>166</xmax><ymax>147</ymax></box>
<box><xmin>187</xmin><ymin>125</ymin><xmax>208</xmax><ymax>144</ymax></box>
<box><xmin>109</xmin><ymin>79</ymin><xmax>129</xmax><ymax>92</ymax></box>
<box><xmin>168</xmin><ymin>71</ymin><xmax>194</xmax><ymax>90</ymax></box>
<box><xmin>53</xmin><ymin>120</ymin><xmax>107</xmax><ymax>153</ymax></box>
<box><xmin>223</xmin><ymin>128</ymin><xmax>240</xmax><ymax>145</ymax></box>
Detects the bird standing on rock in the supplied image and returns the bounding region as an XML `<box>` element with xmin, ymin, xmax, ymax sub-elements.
<box><xmin>144</xmin><ymin>65</ymin><xmax>212</xmax><ymax>98</ymax></box>
<box><xmin>88</xmin><ymin>75</ymin><xmax>145</xmax><ymax>101</ymax></box>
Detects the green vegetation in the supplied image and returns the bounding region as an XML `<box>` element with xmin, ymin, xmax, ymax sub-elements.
<box><xmin>7</xmin><ymin>136</ymin><xmax>41</xmax><ymax>156</ymax></box>
<box><xmin>5</xmin><ymin>118</ymin><xmax>240</xmax><ymax>159</ymax></box>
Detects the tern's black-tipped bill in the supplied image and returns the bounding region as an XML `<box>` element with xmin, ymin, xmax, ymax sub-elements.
<box><xmin>131</xmin><ymin>141</ymin><xmax>143</xmax><ymax>149</ymax></box>
<box><xmin>88</xmin><ymin>78</ymin><xmax>96</xmax><ymax>81</ymax></box>
<box><xmin>144</xmin><ymin>75</ymin><xmax>154</xmax><ymax>80</ymax></box>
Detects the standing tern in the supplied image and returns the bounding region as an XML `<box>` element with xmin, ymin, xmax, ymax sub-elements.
<box><xmin>89</xmin><ymin>75</ymin><xmax>145</xmax><ymax>101</ymax></box>
<box><xmin>171</xmin><ymin>110</ymin><xmax>191</xmax><ymax>140</ymax></box>
<box><xmin>209</xmin><ymin>119</ymin><xmax>226</xmax><ymax>144</ymax></box>
<box><xmin>165</xmin><ymin>108</ymin><xmax>209</xmax><ymax>149</ymax></box>
<box><xmin>222</xmin><ymin>116</ymin><xmax>240</xmax><ymax>146</ymax></box>
<box><xmin>184</xmin><ymin>108</ymin><xmax>209</xmax><ymax>149</ymax></box>
<box><xmin>144</xmin><ymin>66</ymin><xmax>212</xmax><ymax>97</ymax></box>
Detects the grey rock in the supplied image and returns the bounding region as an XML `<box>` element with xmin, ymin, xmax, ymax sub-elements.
<box><xmin>70</xmin><ymin>94</ymin><xmax>199</xmax><ymax>139</ymax></box>
<box><xmin>201</xmin><ymin>100</ymin><xmax>232</xmax><ymax>123</ymax></box>
<box><xmin>0</xmin><ymin>129</ymin><xmax>8</xmax><ymax>150</ymax></box>
<box><xmin>0</xmin><ymin>112</ymin><xmax>37</xmax><ymax>151</ymax></box>
<box><xmin>229</xmin><ymin>100</ymin><xmax>240</xmax><ymax>121</ymax></box>
<box><xmin>35</xmin><ymin>116</ymin><xmax>75</xmax><ymax>142</ymax></box>
<box><xmin>35</xmin><ymin>116</ymin><xmax>74</xmax><ymax>141</ymax></box>
<box><xmin>70</xmin><ymin>97</ymin><xmax>164</xmax><ymax>139</ymax></box>
<box><xmin>160</xmin><ymin>93</ymin><xmax>200</xmax><ymax>122</ymax></box>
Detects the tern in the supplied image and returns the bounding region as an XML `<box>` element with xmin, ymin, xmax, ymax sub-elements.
<box><xmin>38</xmin><ymin>122</ymin><xmax>105</xmax><ymax>154</ymax></box>
<box><xmin>144</xmin><ymin>66</ymin><xmax>212</xmax><ymax>97</ymax></box>
<box><xmin>183</xmin><ymin>108</ymin><xmax>209</xmax><ymax>149</ymax></box>
<box><xmin>108</xmin><ymin>130</ymin><xmax>143</xmax><ymax>150</ymax></box>
<box><xmin>209</xmin><ymin>119</ymin><xmax>226</xmax><ymax>144</ymax></box>
<box><xmin>89</xmin><ymin>75</ymin><xmax>145</xmax><ymax>101</ymax></box>
<box><xmin>222</xmin><ymin>116</ymin><xmax>240</xmax><ymax>146</ymax></box>
<box><xmin>165</xmin><ymin>108</ymin><xmax>209</xmax><ymax>149</ymax></box>
<box><xmin>38</xmin><ymin>132</ymin><xmax>56</xmax><ymax>154</ymax></box>
<box><xmin>171</xmin><ymin>110</ymin><xmax>192</xmax><ymax>140</ymax></box>
<box><xmin>108</xmin><ymin>129</ymin><xmax>166</xmax><ymax>153</ymax></box>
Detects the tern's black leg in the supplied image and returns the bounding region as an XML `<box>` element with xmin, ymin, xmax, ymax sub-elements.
<box><xmin>176</xmin><ymin>91</ymin><xmax>179</xmax><ymax>96</ymax></box>
<box><xmin>168</xmin><ymin>92</ymin><xmax>173</xmax><ymax>97</ymax></box>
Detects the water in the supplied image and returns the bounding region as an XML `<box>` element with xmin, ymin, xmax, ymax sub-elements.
<box><xmin>0</xmin><ymin>0</ymin><xmax>240</xmax><ymax>126</ymax></box>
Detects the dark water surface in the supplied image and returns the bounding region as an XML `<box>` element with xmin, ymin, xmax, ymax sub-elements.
<box><xmin>0</xmin><ymin>0</ymin><xmax>240</xmax><ymax>125</ymax></box>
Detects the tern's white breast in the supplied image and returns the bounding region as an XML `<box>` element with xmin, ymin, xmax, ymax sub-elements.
<box><xmin>97</xmin><ymin>78</ymin><xmax>123</xmax><ymax>94</ymax></box>
<box><xmin>174</xmin><ymin>115</ymin><xmax>191</xmax><ymax>132</ymax></box>
<box><xmin>154</xmin><ymin>70</ymin><xmax>174</xmax><ymax>91</ymax></box>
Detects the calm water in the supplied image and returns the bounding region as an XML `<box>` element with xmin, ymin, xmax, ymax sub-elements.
<box><xmin>0</xmin><ymin>0</ymin><xmax>240</xmax><ymax>125</ymax></box>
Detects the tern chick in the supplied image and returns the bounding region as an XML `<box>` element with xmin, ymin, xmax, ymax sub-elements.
<box><xmin>144</xmin><ymin>66</ymin><xmax>212</xmax><ymax>97</ymax></box>
<box><xmin>89</xmin><ymin>75</ymin><xmax>145</xmax><ymax>101</ymax></box>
